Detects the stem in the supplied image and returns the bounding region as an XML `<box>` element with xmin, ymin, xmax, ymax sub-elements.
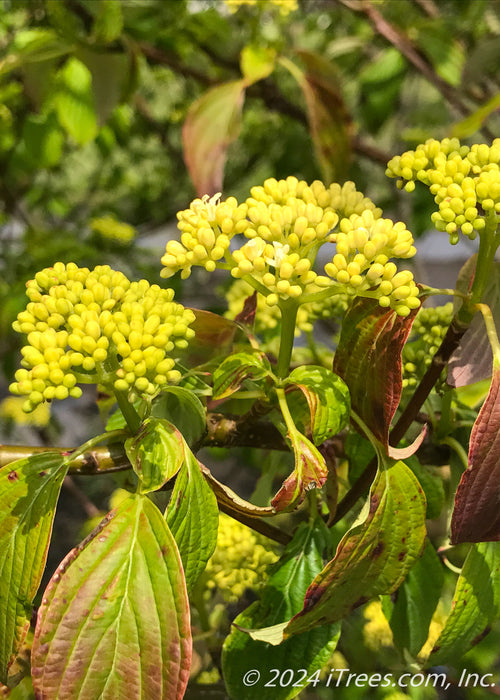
<box><xmin>475</xmin><ymin>303</ymin><xmax>500</xmax><ymax>366</ymax></box>
<box><xmin>275</xmin><ymin>386</ymin><xmax>296</xmax><ymax>433</ymax></box>
<box><xmin>114</xmin><ymin>390</ymin><xmax>142</xmax><ymax>434</ymax></box>
<box><xmin>276</xmin><ymin>299</ymin><xmax>299</xmax><ymax>379</ymax></box>
<box><xmin>440</xmin><ymin>436</ymin><xmax>469</xmax><ymax>471</ymax></box>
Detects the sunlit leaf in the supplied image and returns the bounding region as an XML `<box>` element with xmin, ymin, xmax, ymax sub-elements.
<box><xmin>240</xmin><ymin>45</ymin><xmax>276</xmax><ymax>84</ymax></box>
<box><xmin>54</xmin><ymin>57</ymin><xmax>98</xmax><ymax>144</ymax></box>
<box><xmin>31</xmin><ymin>495</ymin><xmax>191</xmax><ymax>700</ymax></box>
<box><xmin>333</xmin><ymin>297</ymin><xmax>418</xmax><ymax>449</ymax></box>
<box><xmin>166</xmin><ymin>451</ymin><xmax>218</xmax><ymax>591</ymax></box>
<box><xmin>0</xmin><ymin>453</ymin><xmax>68</xmax><ymax>683</ymax></box>
<box><xmin>182</xmin><ymin>80</ymin><xmax>246</xmax><ymax>196</ymax></box>
<box><xmin>285</xmin><ymin>365</ymin><xmax>350</xmax><ymax>445</ymax></box>
<box><xmin>213</xmin><ymin>352</ymin><xmax>271</xmax><ymax>399</ymax></box>
<box><xmin>92</xmin><ymin>0</ymin><xmax>124</xmax><ymax>44</ymax></box>
<box><xmin>429</xmin><ymin>542</ymin><xmax>500</xmax><ymax>665</ymax></box>
<box><xmin>222</xmin><ymin>520</ymin><xmax>340</xmax><ymax>697</ymax></box>
<box><xmin>125</xmin><ymin>417</ymin><xmax>185</xmax><ymax>494</ymax></box>
<box><xmin>273</xmin><ymin>460</ymin><xmax>427</xmax><ymax>641</ymax></box>
<box><xmin>451</xmin><ymin>367</ymin><xmax>500</xmax><ymax>542</ymax></box>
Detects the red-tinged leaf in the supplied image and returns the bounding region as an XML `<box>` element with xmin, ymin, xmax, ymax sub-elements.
<box><xmin>182</xmin><ymin>80</ymin><xmax>246</xmax><ymax>196</ymax></box>
<box><xmin>234</xmin><ymin>291</ymin><xmax>257</xmax><ymax>327</ymax></box>
<box><xmin>387</xmin><ymin>424</ymin><xmax>427</xmax><ymax>460</ymax></box>
<box><xmin>0</xmin><ymin>453</ymin><xmax>68</xmax><ymax>683</ymax></box>
<box><xmin>200</xmin><ymin>463</ymin><xmax>275</xmax><ymax>517</ymax></box>
<box><xmin>179</xmin><ymin>309</ymin><xmax>239</xmax><ymax>367</ymax></box>
<box><xmin>213</xmin><ymin>352</ymin><xmax>271</xmax><ymax>399</ymax></box>
<box><xmin>451</xmin><ymin>368</ymin><xmax>500</xmax><ymax>543</ymax></box>
<box><xmin>448</xmin><ymin>260</ymin><xmax>500</xmax><ymax>387</ymax></box>
<box><xmin>281</xmin><ymin>51</ymin><xmax>353</xmax><ymax>184</ymax></box>
<box><xmin>125</xmin><ymin>417</ymin><xmax>185</xmax><ymax>493</ymax></box>
<box><xmin>285</xmin><ymin>365</ymin><xmax>350</xmax><ymax>445</ymax></box>
<box><xmin>285</xmin><ymin>460</ymin><xmax>426</xmax><ymax>637</ymax></box>
<box><xmin>31</xmin><ymin>494</ymin><xmax>191</xmax><ymax>700</ymax></box>
<box><xmin>333</xmin><ymin>297</ymin><xmax>419</xmax><ymax>449</ymax></box>
<box><xmin>271</xmin><ymin>429</ymin><xmax>328</xmax><ymax>512</ymax></box>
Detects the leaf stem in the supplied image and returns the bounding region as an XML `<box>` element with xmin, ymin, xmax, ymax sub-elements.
<box><xmin>440</xmin><ymin>435</ymin><xmax>469</xmax><ymax>471</ymax></box>
<box><xmin>276</xmin><ymin>299</ymin><xmax>299</xmax><ymax>379</ymax></box>
<box><xmin>114</xmin><ymin>389</ymin><xmax>142</xmax><ymax>434</ymax></box>
<box><xmin>475</xmin><ymin>302</ymin><xmax>500</xmax><ymax>367</ymax></box>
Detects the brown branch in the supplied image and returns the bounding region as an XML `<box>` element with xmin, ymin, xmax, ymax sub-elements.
<box><xmin>336</xmin><ymin>0</ymin><xmax>469</xmax><ymax>116</ymax></box>
<box><xmin>136</xmin><ymin>41</ymin><xmax>216</xmax><ymax>86</ymax></box>
<box><xmin>0</xmin><ymin>444</ymin><xmax>131</xmax><ymax>474</ymax></box>
<box><xmin>412</xmin><ymin>0</ymin><xmax>440</xmax><ymax>19</ymax></box>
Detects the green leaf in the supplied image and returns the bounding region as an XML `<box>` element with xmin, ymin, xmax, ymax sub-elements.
<box><xmin>152</xmin><ymin>387</ymin><xmax>206</xmax><ymax>446</ymax></box>
<box><xmin>21</xmin><ymin>113</ymin><xmax>64</xmax><ymax>168</ymax></box>
<box><xmin>284</xmin><ymin>460</ymin><xmax>427</xmax><ymax>639</ymax></box>
<box><xmin>333</xmin><ymin>297</ymin><xmax>419</xmax><ymax>449</ymax></box>
<box><xmin>271</xmin><ymin>428</ymin><xmax>328</xmax><ymax>512</ymax></box>
<box><xmin>359</xmin><ymin>47</ymin><xmax>407</xmax><ymax>85</ymax></box>
<box><xmin>125</xmin><ymin>417</ymin><xmax>185</xmax><ymax>494</ymax></box>
<box><xmin>92</xmin><ymin>0</ymin><xmax>124</xmax><ymax>44</ymax></box>
<box><xmin>213</xmin><ymin>352</ymin><xmax>271</xmax><ymax>399</ymax></box>
<box><xmin>240</xmin><ymin>45</ymin><xmax>276</xmax><ymax>84</ymax></box>
<box><xmin>0</xmin><ymin>29</ymin><xmax>72</xmax><ymax>77</ymax></box>
<box><xmin>31</xmin><ymin>495</ymin><xmax>191</xmax><ymax>700</ymax></box>
<box><xmin>285</xmin><ymin>366</ymin><xmax>350</xmax><ymax>445</ymax></box>
<box><xmin>77</xmin><ymin>48</ymin><xmax>130</xmax><ymax>126</ymax></box>
<box><xmin>406</xmin><ymin>457</ymin><xmax>445</xmax><ymax>520</ymax></box>
<box><xmin>281</xmin><ymin>51</ymin><xmax>352</xmax><ymax>184</ymax></box>
<box><xmin>429</xmin><ymin>542</ymin><xmax>500</xmax><ymax>665</ymax></box>
<box><xmin>383</xmin><ymin>540</ymin><xmax>444</xmax><ymax>658</ymax></box>
<box><xmin>0</xmin><ymin>453</ymin><xmax>68</xmax><ymax>683</ymax></box>
<box><xmin>222</xmin><ymin>520</ymin><xmax>340</xmax><ymax>699</ymax></box>
<box><xmin>182</xmin><ymin>80</ymin><xmax>246</xmax><ymax>196</ymax></box>
<box><xmin>452</xmin><ymin>92</ymin><xmax>500</xmax><ymax>139</ymax></box>
<box><xmin>54</xmin><ymin>57</ymin><xmax>98</xmax><ymax>145</ymax></box>
<box><xmin>165</xmin><ymin>450</ymin><xmax>218</xmax><ymax>591</ymax></box>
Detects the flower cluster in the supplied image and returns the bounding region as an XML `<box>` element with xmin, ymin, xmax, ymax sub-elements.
<box><xmin>162</xmin><ymin>177</ymin><xmax>420</xmax><ymax>317</ymax></box>
<box><xmin>386</xmin><ymin>138</ymin><xmax>500</xmax><ymax>244</ymax></box>
<box><xmin>90</xmin><ymin>216</ymin><xmax>136</xmax><ymax>244</ymax></box>
<box><xmin>225</xmin><ymin>0</ymin><xmax>298</xmax><ymax>15</ymax></box>
<box><xmin>402</xmin><ymin>302</ymin><xmax>454</xmax><ymax>389</ymax></box>
<box><xmin>201</xmin><ymin>513</ymin><xmax>279</xmax><ymax>603</ymax></box>
<box><xmin>0</xmin><ymin>396</ymin><xmax>51</xmax><ymax>427</ymax></box>
<box><xmin>10</xmin><ymin>263</ymin><xmax>195</xmax><ymax>412</ymax></box>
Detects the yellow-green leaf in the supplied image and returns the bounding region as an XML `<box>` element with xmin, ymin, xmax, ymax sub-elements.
<box><xmin>31</xmin><ymin>495</ymin><xmax>191</xmax><ymax>700</ymax></box>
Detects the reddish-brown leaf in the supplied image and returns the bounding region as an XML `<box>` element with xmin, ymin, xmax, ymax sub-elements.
<box><xmin>451</xmin><ymin>368</ymin><xmax>500</xmax><ymax>542</ymax></box>
<box><xmin>182</xmin><ymin>80</ymin><xmax>246</xmax><ymax>196</ymax></box>
<box><xmin>333</xmin><ymin>297</ymin><xmax>418</xmax><ymax>448</ymax></box>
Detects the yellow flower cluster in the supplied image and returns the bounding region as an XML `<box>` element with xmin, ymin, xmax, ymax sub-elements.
<box><xmin>163</xmin><ymin>177</ymin><xmax>419</xmax><ymax>316</ymax></box>
<box><xmin>386</xmin><ymin>138</ymin><xmax>500</xmax><ymax>244</ymax></box>
<box><xmin>0</xmin><ymin>396</ymin><xmax>51</xmax><ymax>427</ymax></box>
<box><xmin>402</xmin><ymin>302</ymin><xmax>453</xmax><ymax>389</ymax></box>
<box><xmin>90</xmin><ymin>216</ymin><xmax>136</xmax><ymax>244</ymax></box>
<box><xmin>225</xmin><ymin>0</ymin><xmax>298</xmax><ymax>15</ymax></box>
<box><xmin>324</xmin><ymin>210</ymin><xmax>419</xmax><ymax>316</ymax></box>
<box><xmin>161</xmin><ymin>194</ymin><xmax>249</xmax><ymax>279</ymax></box>
<box><xmin>363</xmin><ymin>600</ymin><xmax>394</xmax><ymax>652</ymax></box>
<box><xmin>202</xmin><ymin>513</ymin><xmax>279</xmax><ymax>603</ymax></box>
<box><xmin>10</xmin><ymin>262</ymin><xmax>195</xmax><ymax>412</ymax></box>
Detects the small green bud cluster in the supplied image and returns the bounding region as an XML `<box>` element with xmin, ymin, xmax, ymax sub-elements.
<box><xmin>402</xmin><ymin>302</ymin><xmax>453</xmax><ymax>388</ymax></box>
<box><xmin>386</xmin><ymin>138</ymin><xmax>500</xmax><ymax>244</ymax></box>
<box><xmin>90</xmin><ymin>216</ymin><xmax>136</xmax><ymax>244</ymax></box>
<box><xmin>162</xmin><ymin>177</ymin><xmax>418</xmax><ymax>316</ymax></box>
<box><xmin>10</xmin><ymin>263</ymin><xmax>195</xmax><ymax>411</ymax></box>
<box><xmin>202</xmin><ymin>512</ymin><xmax>279</xmax><ymax>603</ymax></box>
